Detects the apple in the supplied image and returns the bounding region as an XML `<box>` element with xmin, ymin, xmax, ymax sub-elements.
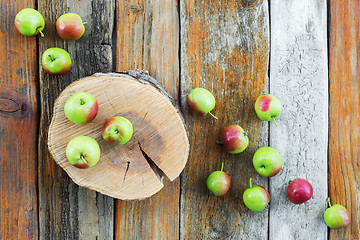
<box><xmin>66</xmin><ymin>136</ymin><xmax>101</xmax><ymax>168</ymax></box>
<box><xmin>287</xmin><ymin>178</ymin><xmax>313</xmax><ymax>213</ymax></box>
<box><xmin>56</xmin><ymin>13</ymin><xmax>86</xmax><ymax>41</ymax></box>
<box><xmin>255</xmin><ymin>94</ymin><xmax>281</xmax><ymax>125</ymax></box>
<box><xmin>243</xmin><ymin>178</ymin><xmax>270</xmax><ymax>212</ymax></box>
<box><xmin>219</xmin><ymin>125</ymin><xmax>249</xmax><ymax>154</ymax></box>
<box><xmin>206</xmin><ymin>163</ymin><xmax>231</xmax><ymax>197</ymax></box>
<box><xmin>187</xmin><ymin>88</ymin><xmax>217</xmax><ymax>119</ymax></box>
<box><xmin>324</xmin><ymin>198</ymin><xmax>351</xmax><ymax>229</ymax></box>
<box><xmin>253</xmin><ymin>147</ymin><xmax>282</xmax><ymax>177</ymax></box>
<box><xmin>102</xmin><ymin>116</ymin><xmax>133</xmax><ymax>145</ymax></box>
<box><xmin>42</xmin><ymin>48</ymin><xmax>71</xmax><ymax>75</ymax></box>
<box><xmin>15</xmin><ymin>8</ymin><xmax>45</xmax><ymax>37</ymax></box>
<box><xmin>64</xmin><ymin>92</ymin><xmax>98</xmax><ymax>125</ymax></box>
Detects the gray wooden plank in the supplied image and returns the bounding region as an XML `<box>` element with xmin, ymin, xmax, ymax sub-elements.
<box><xmin>269</xmin><ymin>1</ymin><xmax>328</xmax><ymax>239</ymax></box>
<box><xmin>180</xmin><ymin>0</ymin><xmax>270</xmax><ymax>239</ymax></box>
<box><xmin>38</xmin><ymin>1</ymin><xmax>114</xmax><ymax>239</ymax></box>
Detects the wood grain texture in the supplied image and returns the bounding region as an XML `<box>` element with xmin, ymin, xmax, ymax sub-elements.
<box><xmin>38</xmin><ymin>0</ymin><xmax>114</xmax><ymax>239</ymax></box>
<box><xmin>0</xmin><ymin>1</ymin><xmax>38</xmax><ymax>239</ymax></box>
<box><xmin>180</xmin><ymin>0</ymin><xmax>269</xmax><ymax>239</ymax></box>
<box><xmin>115</xmin><ymin>0</ymin><xmax>181</xmax><ymax>239</ymax></box>
<box><xmin>329</xmin><ymin>0</ymin><xmax>360</xmax><ymax>239</ymax></box>
<box><xmin>269</xmin><ymin>0</ymin><xmax>328</xmax><ymax>239</ymax></box>
<box><xmin>48</xmin><ymin>73</ymin><xmax>189</xmax><ymax>200</ymax></box>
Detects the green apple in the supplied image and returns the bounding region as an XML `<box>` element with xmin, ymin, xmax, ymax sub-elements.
<box><xmin>253</xmin><ymin>147</ymin><xmax>282</xmax><ymax>177</ymax></box>
<box><xmin>15</xmin><ymin>8</ymin><xmax>45</xmax><ymax>37</ymax></box>
<box><xmin>219</xmin><ymin>125</ymin><xmax>249</xmax><ymax>154</ymax></box>
<box><xmin>56</xmin><ymin>13</ymin><xmax>86</xmax><ymax>40</ymax></box>
<box><xmin>66</xmin><ymin>136</ymin><xmax>101</xmax><ymax>168</ymax></box>
<box><xmin>206</xmin><ymin>163</ymin><xmax>231</xmax><ymax>196</ymax></box>
<box><xmin>187</xmin><ymin>88</ymin><xmax>217</xmax><ymax>119</ymax></box>
<box><xmin>102</xmin><ymin>116</ymin><xmax>133</xmax><ymax>145</ymax></box>
<box><xmin>42</xmin><ymin>48</ymin><xmax>72</xmax><ymax>75</ymax></box>
<box><xmin>255</xmin><ymin>94</ymin><xmax>281</xmax><ymax>125</ymax></box>
<box><xmin>64</xmin><ymin>92</ymin><xmax>98</xmax><ymax>125</ymax></box>
<box><xmin>324</xmin><ymin>198</ymin><xmax>351</xmax><ymax>229</ymax></box>
<box><xmin>243</xmin><ymin>178</ymin><xmax>270</xmax><ymax>212</ymax></box>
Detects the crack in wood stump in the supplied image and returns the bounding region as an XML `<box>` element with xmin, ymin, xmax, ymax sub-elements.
<box><xmin>138</xmin><ymin>141</ymin><xmax>166</xmax><ymax>183</ymax></box>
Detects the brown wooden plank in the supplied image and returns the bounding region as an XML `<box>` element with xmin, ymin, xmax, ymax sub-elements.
<box><xmin>180</xmin><ymin>0</ymin><xmax>269</xmax><ymax>238</ymax></box>
<box><xmin>329</xmin><ymin>0</ymin><xmax>360</xmax><ymax>239</ymax></box>
<box><xmin>115</xmin><ymin>0</ymin><xmax>180</xmax><ymax>239</ymax></box>
<box><xmin>0</xmin><ymin>1</ymin><xmax>38</xmax><ymax>239</ymax></box>
<box><xmin>37</xmin><ymin>1</ymin><xmax>114</xmax><ymax>239</ymax></box>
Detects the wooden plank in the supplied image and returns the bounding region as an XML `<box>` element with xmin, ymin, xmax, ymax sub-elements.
<box><xmin>114</xmin><ymin>1</ymin><xmax>180</xmax><ymax>239</ymax></box>
<box><xmin>180</xmin><ymin>0</ymin><xmax>269</xmax><ymax>238</ymax></box>
<box><xmin>37</xmin><ymin>1</ymin><xmax>114</xmax><ymax>239</ymax></box>
<box><xmin>0</xmin><ymin>1</ymin><xmax>38</xmax><ymax>239</ymax></box>
<box><xmin>269</xmin><ymin>0</ymin><xmax>328</xmax><ymax>239</ymax></box>
<box><xmin>329</xmin><ymin>0</ymin><xmax>360</xmax><ymax>239</ymax></box>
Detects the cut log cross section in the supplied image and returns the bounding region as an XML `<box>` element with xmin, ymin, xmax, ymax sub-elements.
<box><xmin>48</xmin><ymin>70</ymin><xmax>189</xmax><ymax>200</ymax></box>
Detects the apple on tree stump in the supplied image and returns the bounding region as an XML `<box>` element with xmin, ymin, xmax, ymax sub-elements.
<box><xmin>48</xmin><ymin>70</ymin><xmax>189</xmax><ymax>200</ymax></box>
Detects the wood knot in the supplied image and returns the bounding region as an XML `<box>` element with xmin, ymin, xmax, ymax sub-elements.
<box><xmin>0</xmin><ymin>97</ymin><xmax>27</xmax><ymax>116</ymax></box>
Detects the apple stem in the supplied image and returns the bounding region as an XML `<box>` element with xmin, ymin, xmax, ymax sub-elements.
<box><xmin>272</xmin><ymin>117</ymin><xmax>278</xmax><ymax>126</ymax></box>
<box><xmin>83</xmin><ymin>22</ymin><xmax>88</xmax><ymax>25</ymax></box>
<box><xmin>221</xmin><ymin>162</ymin><xmax>224</xmax><ymax>172</ymax></box>
<box><xmin>249</xmin><ymin>178</ymin><xmax>252</xmax><ymax>188</ymax></box>
<box><xmin>216</xmin><ymin>140</ymin><xmax>223</xmax><ymax>144</ymax></box>
<box><xmin>48</xmin><ymin>55</ymin><xmax>55</xmax><ymax>62</ymax></box>
<box><xmin>327</xmin><ymin>197</ymin><xmax>331</xmax><ymax>207</ymax></box>
<box><xmin>304</xmin><ymin>202</ymin><xmax>308</xmax><ymax>214</ymax></box>
<box><xmin>37</xmin><ymin>28</ymin><xmax>44</xmax><ymax>37</ymax></box>
<box><xmin>209</xmin><ymin>112</ymin><xmax>218</xmax><ymax>119</ymax></box>
<box><xmin>80</xmin><ymin>154</ymin><xmax>88</xmax><ymax>165</ymax></box>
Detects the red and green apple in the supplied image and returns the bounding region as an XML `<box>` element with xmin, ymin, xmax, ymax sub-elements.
<box><xmin>253</xmin><ymin>147</ymin><xmax>282</xmax><ymax>177</ymax></box>
<box><xmin>15</xmin><ymin>8</ymin><xmax>45</xmax><ymax>37</ymax></box>
<box><xmin>56</xmin><ymin>13</ymin><xmax>86</xmax><ymax>41</ymax></box>
<box><xmin>102</xmin><ymin>116</ymin><xmax>133</xmax><ymax>145</ymax></box>
<box><xmin>187</xmin><ymin>88</ymin><xmax>217</xmax><ymax>119</ymax></box>
<box><xmin>64</xmin><ymin>92</ymin><xmax>98</xmax><ymax>125</ymax></box>
<box><xmin>42</xmin><ymin>48</ymin><xmax>72</xmax><ymax>75</ymax></box>
<box><xmin>255</xmin><ymin>94</ymin><xmax>281</xmax><ymax>125</ymax></box>
<box><xmin>243</xmin><ymin>178</ymin><xmax>270</xmax><ymax>212</ymax></box>
<box><xmin>206</xmin><ymin>163</ymin><xmax>231</xmax><ymax>197</ymax></box>
<box><xmin>324</xmin><ymin>198</ymin><xmax>351</xmax><ymax>229</ymax></box>
<box><xmin>219</xmin><ymin>125</ymin><xmax>249</xmax><ymax>154</ymax></box>
<box><xmin>66</xmin><ymin>136</ymin><xmax>101</xmax><ymax>169</ymax></box>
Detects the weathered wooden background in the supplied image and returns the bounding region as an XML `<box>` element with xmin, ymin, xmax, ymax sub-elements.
<box><xmin>0</xmin><ymin>0</ymin><xmax>359</xmax><ymax>239</ymax></box>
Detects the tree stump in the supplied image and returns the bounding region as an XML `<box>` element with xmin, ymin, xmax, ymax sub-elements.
<box><xmin>48</xmin><ymin>70</ymin><xmax>189</xmax><ymax>200</ymax></box>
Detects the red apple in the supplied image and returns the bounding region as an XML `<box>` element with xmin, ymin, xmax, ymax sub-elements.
<box><xmin>287</xmin><ymin>178</ymin><xmax>313</xmax><ymax>204</ymax></box>
<box><xmin>219</xmin><ymin>125</ymin><xmax>249</xmax><ymax>154</ymax></box>
<box><xmin>56</xmin><ymin>13</ymin><xmax>86</xmax><ymax>40</ymax></box>
<box><xmin>287</xmin><ymin>178</ymin><xmax>313</xmax><ymax>213</ymax></box>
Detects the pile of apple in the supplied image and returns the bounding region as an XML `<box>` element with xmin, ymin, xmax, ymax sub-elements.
<box><xmin>187</xmin><ymin>88</ymin><xmax>351</xmax><ymax>229</ymax></box>
<box><xmin>15</xmin><ymin>8</ymin><xmax>84</xmax><ymax>75</ymax></box>
<box><xmin>63</xmin><ymin>92</ymin><xmax>133</xmax><ymax>168</ymax></box>
<box><xmin>14</xmin><ymin>10</ymin><xmax>135</xmax><ymax>167</ymax></box>
<box><xmin>15</xmin><ymin>8</ymin><xmax>351</xmax><ymax>230</ymax></box>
